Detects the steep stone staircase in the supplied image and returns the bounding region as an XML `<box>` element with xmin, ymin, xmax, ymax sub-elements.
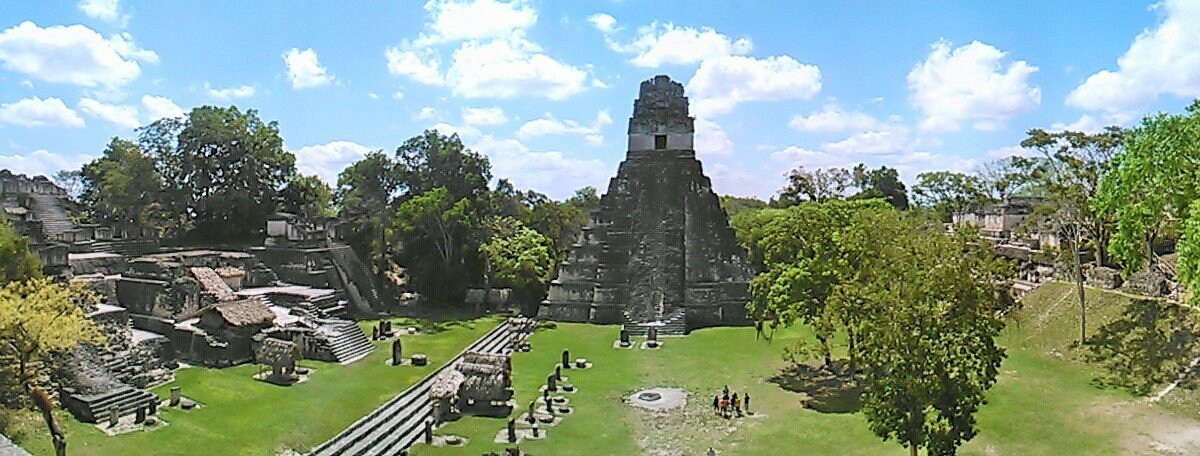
<box><xmin>67</xmin><ymin>386</ymin><xmax>158</xmax><ymax>423</ymax></box>
<box><xmin>310</xmin><ymin>318</ymin><xmax>530</xmax><ymax>456</ymax></box>
<box><xmin>27</xmin><ymin>194</ymin><xmax>73</xmax><ymax>238</ymax></box>
<box><xmin>622</xmin><ymin>308</ymin><xmax>687</xmax><ymax>336</ymax></box>
<box><xmin>323</xmin><ymin>320</ymin><xmax>374</xmax><ymax>364</ymax></box>
<box><xmin>327</xmin><ymin>246</ymin><xmax>383</xmax><ymax>313</ymax></box>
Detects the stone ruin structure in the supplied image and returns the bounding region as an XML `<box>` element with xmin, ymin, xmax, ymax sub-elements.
<box><xmin>430</xmin><ymin>351</ymin><xmax>513</xmax><ymax>422</ymax></box>
<box><xmin>539</xmin><ymin>75</ymin><xmax>754</xmax><ymax>334</ymax></box>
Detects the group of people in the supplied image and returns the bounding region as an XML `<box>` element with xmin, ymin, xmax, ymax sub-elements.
<box><xmin>712</xmin><ymin>385</ymin><xmax>749</xmax><ymax>418</ymax></box>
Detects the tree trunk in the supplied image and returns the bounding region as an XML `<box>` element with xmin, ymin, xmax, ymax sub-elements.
<box><xmin>817</xmin><ymin>335</ymin><xmax>832</xmax><ymax>367</ymax></box>
<box><xmin>910</xmin><ymin>444</ymin><xmax>918</xmax><ymax>456</ymax></box>
<box><xmin>1073</xmin><ymin>240</ymin><xmax>1087</xmax><ymax>345</ymax></box>
<box><xmin>847</xmin><ymin>329</ymin><xmax>857</xmax><ymax>374</ymax></box>
<box><xmin>20</xmin><ymin>358</ymin><xmax>66</xmax><ymax>456</ymax></box>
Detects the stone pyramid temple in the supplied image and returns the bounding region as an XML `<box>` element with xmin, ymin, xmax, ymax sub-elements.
<box><xmin>538</xmin><ymin>75</ymin><xmax>754</xmax><ymax>334</ymax></box>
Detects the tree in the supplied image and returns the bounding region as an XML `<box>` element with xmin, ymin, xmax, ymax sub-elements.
<box><xmin>977</xmin><ymin>155</ymin><xmax>1036</xmax><ymax>202</ymax></box>
<box><xmin>336</xmin><ymin>151</ymin><xmax>402</xmax><ymax>281</ymax></box>
<box><xmin>79</xmin><ymin>138</ymin><xmax>171</xmax><ymax>233</ymax></box>
<box><xmin>719</xmin><ymin>195</ymin><xmax>768</xmax><ymax>219</ymax></box>
<box><xmin>140</xmin><ymin>106</ymin><xmax>296</xmax><ymax>241</ymax></box>
<box><xmin>50</xmin><ymin>170</ymin><xmax>83</xmax><ymax>201</ymax></box>
<box><xmin>480</xmin><ymin>216</ymin><xmax>555</xmax><ymax>315</ymax></box>
<box><xmin>851</xmin><ymin>164</ymin><xmax>909</xmax><ymax>210</ymax></box>
<box><xmin>1022</xmin><ymin>127</ymin><xmax>1122</xmax><ymax>343</ymax></box>
<box><xmin>0</xmin><ymin>219</ymin><xmax>41</xmax><ymax>285</ymax></box>
<box><xmin>774</xmin><ymin>166</ymin><xmax>851</xmax><ymax>207</ymax></box>
<box><xmin>279</xmin><ymin>174</ymin><xmax>333</xmax><ymax>218</ymax></box>
<box><xmin>1095</xmin><ymin>102</ymin><xmax>1200</xmax><ymax>295</ymax></box>
<box><xmin>393</xmin><ymin>187</ymin><xmax>475</xmax><ymax>301</ymax></box>
<box><xmin>912</xmin><ymin>171</ymin><xmax>985</xmax><ymax>221</ymax></box>
<box><xmin>857</xmin><ymin>218</ymin><xmax>1008</xmax><ymax>456</ymax></box>
<box><xmin>0</xmin><ymin>278</ymin><xmax>104</xmax><ymax>456</ymax></box>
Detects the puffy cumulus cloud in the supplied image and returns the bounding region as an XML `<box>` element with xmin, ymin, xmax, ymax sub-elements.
<box><xmin>429</xmin><ymin>122</ymin><xmax>484</xmax><ymax>141</ymax></box>
<box><xmin>821</xmin><ymin>124</ymin><xmax>919</xmax><ymax>156</ymax></box>
<box><xmin>470</xmin><ymin>135</ymin><xmax>611</xmax><ymax>199</ymax></box>
<box><xmin>78</xmin><ymin>0</ymin><xmax>122</xmax><ymax>22</ymax></box>
<box><xmin>415</xmin><ymin>107</ymin><xmax>439</xmax><ymax>121</ymax></box>
<box><xmin>908</xmin><ymin>40</ymin><xmax>1040</xmax><ymax>132</ymax></box>
<box><xmin>516</xmin><ymin>110</ymin><xmax>611</xmax><ymax>146</ymax></box>
<box><xmin>694</xmin><ymin>117</ymin><xmax>733</xmax><ymax>158</ymax></box>
<box><xmin>385</xmin><ymin>48</ymin><xmax>443</xmax><ymax>85</ymax></box>
<box><xmin>415</xmin><ymin>0</ymin><xmax>537</xmax><ymax>46</ymax></box>
<box><xmin>608</xmin><ymin>22</ymin><xmax>752</xmax><ymax>68</ymax></box>
<box><xmin>0</xmin><ymin>21</ymin><xmax>157</xmax><ymax>88</ymax></box>
<box><xmin>587</xmin><ymin>13</ymin><xmax>617</xmax><ymax>33</ymax></box>
<box><xmin>0</xmin><ymin>149</ymin><xmax>93</xmax><ymax>178</ymax></box>
<box><xmin>461</xmin><ymin>106</ymin><xmax>507</xmax><ymax>126</ymax></box>
<box><xmin>1067</xmin><ymin>1</ymin><xmax>1200</xmax><ymax>117</ymax></box>
<box><xmin>984</xmin><ymin>145</ymin><xmax>1034</xmax><ymax>160</ymax></box>
<box><xmin>688</xmin><ymin>55</ymin><xmax>821</xmax><ymax>117</ymax></box>
<box><xmin>1049</xmin><ymin>114</ymin><xmax>1108</xmax><ymax>134</ymax></box>
<box><xmin>789</xmin><ymin>104</ymin><xmax>880</xmax><ymax>133</ymax></box>
<box><xmin>447</xmin><ymin>34</ymin><xmax>589</xmax><ymax>100</ymax></box>
<box><xmin>141</xmin><ymin>95</ymin><xmax>183</xmax><ymax>122</ymax></box>
<box><xmin>0</xmin><ymin>97</ymin><xmax>84</xmax><ymax>128</ymax></box>
<box><xmin>206</xmin><ymin>84</ymin><xmax>256</xmax><ymax>100</ymax></box>
<box><xmin>78</xmin><ymin>97</ymin><xmax>139</xmax><ymax>128</ymax></box>
<box><xmin>283</xmin><ymin>48</ymin><xmax>333</xmax><ymax>90</ymax></box>
<box><xmin>704</xmin><ymin>162</ymin><xmax>784</xmax><ymax>198</ymax></box>
<box><xmin>292</xmin><ymin>141</ymin><xmax>375</xmax><ymax>184</ymax></box>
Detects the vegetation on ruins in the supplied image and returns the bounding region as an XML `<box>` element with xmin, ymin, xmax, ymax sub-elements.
<box><xmin>280</xmin><ymin>174</ymin><xmax>335</xmax><ymax>218</ymax></box>
<box><xmin>480</xmin><ymin>216</ymin><xmax>555</xmax><ymax>314</ymax></box>
<box><xmin>79</xmin><ymin>138</ymin><xmax>172</xmax><ymax>233</ymax></box>
<box><xmin>0</xmin><ymin>219</ymin><xmax>41</xmax><ymax>285</ymax></box>
<box><xmin>336</xmin><ymin>150</ymin><xmax>403</xmax><ymax>284</ymax></box>
<box><xmin>0</xmin><ymin>279</ymin><xmax>103</xmax><ymax>456</ymax></box>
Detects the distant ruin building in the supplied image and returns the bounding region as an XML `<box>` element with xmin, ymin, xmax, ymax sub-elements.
<box><xmin>538</xmin><ymin>75</ymin><xmax>754</xmax><ymax>334</ymax></box>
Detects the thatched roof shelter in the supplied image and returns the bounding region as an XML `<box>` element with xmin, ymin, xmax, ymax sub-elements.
<box><xmin>430</xmin><ymin>369</ymin><xmax>465</xmax><ymax>400</ymax></box>
<box><xmin>203</xmin><ymin>299</ymin><xmax>276</xmax><ymax>328</ymax></box>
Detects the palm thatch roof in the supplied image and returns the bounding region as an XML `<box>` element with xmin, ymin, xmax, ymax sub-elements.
<box><xmin>207</xmin><ymin>299</ymin><xmax>276</xmax><ymax>327</ymax></box>
<box><xmin>430</xmin><ymin>369</ymin><xmax>465</xmax><ymax>400</ymax></box>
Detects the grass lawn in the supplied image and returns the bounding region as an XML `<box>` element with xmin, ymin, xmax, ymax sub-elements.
<box><xmin>412</xmin><ymin>283</ymin><xmax>1200</xmax><ymax>455</ymax></box>
<box><xmin>9</xmin><ymin>316</ymin><xmax>502</xmax><ymax>456</ymax></box>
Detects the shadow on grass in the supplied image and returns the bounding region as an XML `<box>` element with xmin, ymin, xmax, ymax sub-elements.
<box><xmin>768</xmin><ymin>361</ymin><xmax>862</xmax><ymax>414</ymax></box>
<box><xmin>1086</xmin><ymin>299</ymin><xmax>1200</xmax><ymax>396</ymax></box>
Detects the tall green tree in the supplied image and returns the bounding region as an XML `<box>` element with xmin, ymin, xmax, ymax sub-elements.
<box><xmin>79</xmin><ymin>138</ymin><xmax>171</xmax><ymax>233</ymax></box>
<box><xmin>857</xmin><ymin>223</ymin><xmax>1007</xmax><ymax>456</ymax></box>
<box><xmin>851</xmin><ymin>164</ymin><xmax>909</xmax><ymax>210</ymax></box>
<box><xmin>480</xmin><ymin>216</ymin><xmax>555</xmax><ymax>314</ymax></box>
<box><xmin>139</xmin><ymin>106</ymin><xmax>296</xmax><ymax>241</ymax></box>
<box><xmin>977</xmin><ymin>155</ymin><xmax>1036</xmax><ymax>202</ymax></box>
<box><xmin>912</xmin><ymin>171</ymin><xmax>984</xmax><ymax>221</ymax></box>
<box><xmin>1095</xmin><ymin>102</ymin><xmax>1200</xmax><ymax>295</ymax></box>
<box><xmin>336</xmin><ymin>151</ymin><xmax>402</xmax><ymax>280</ymax></box>
<box><xmin>775</xmin><ymin>166</ymin><xmax>852</xmax><ymax>207</ymax></box>
<box><xmin>279</xmin><ymin>174</ymin><xmax>334</xmax><ymax>218</ymax></box>
<box><xmin>1022</xmin><ymin>127</ymin><xmax>1122</xmax><ymax>343</ymax></box>
<box><xmin>393</xmin><ymin>187</ymin><xmax>476</xmax><ymax>302</ymax></box>
<box><xmin>0</xmin><ymin>219</ymin><xmax>41</xmax><ymax>285</ymax></box>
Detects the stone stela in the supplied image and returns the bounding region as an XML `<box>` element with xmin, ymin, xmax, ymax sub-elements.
<box><xmin>539</xmin><ymin>75</ymin><xmax>754</xmax><ymax>334</ymax></box>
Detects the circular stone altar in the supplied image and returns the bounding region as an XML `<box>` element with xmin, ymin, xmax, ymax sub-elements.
<box><xmin>628</xmin><ymin>388</ymin><xmax>686</xmax><ymax>411</ymax></box>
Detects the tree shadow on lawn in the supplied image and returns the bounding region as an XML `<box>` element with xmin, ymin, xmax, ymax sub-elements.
<box><xmin>1086</xmin><ymin>298</ymin><xmax>1200</xmax><ymax>396</ymax></box>
<box><xmin>768</xmin><ymin>361</ymin><xmax>863</xmax><ymax>414</ymax></box>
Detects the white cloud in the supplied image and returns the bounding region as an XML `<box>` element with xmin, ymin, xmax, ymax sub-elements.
<box><xmin>694</xmin><ymin>117</ymin><xmax>733</xmax><ymax>158</ymax></box>
<box><xmin>78</xmin><ymin>97</ymin><xmax>138</xmax><ymax>128</ymax></box>
<box><xmin>78</xmin><ymin>0</ymin><xmax>121</xmax><ymax>22</ymax></box>
<box><xmin>0</xmin><ymin>21</ymin><xmax>156</xmax><ymax>88</ymax></box>
<box><xmin>141</xmin><ymin>95</ymin><xmax>183</xmax><ymax>122</ymax></box>
<box><xmin>207</xmin><ymin>84</ymin><xmax>256</xmax><ymax>100</ymax></box>
<box><xmin>516</xmin><ymin>110</ymin><xmax>611</xmax><ymax>146</ymax></box>
<box><xmin>415</xmin><ymin>107</ymin><xmax>439</xmax><ymax>121</ymax></box>
<box><xmin>471</xmin><ymin>135</ymin><xmax>610</xmax><ymax>199</ymax></box>
<box><xmin>687</xmin><ymin>54</ymin><xmax>821</xmax><ymax>117</ymax></box>
<box><xmin>1049</xmin><ymin>114</ymin><xmax>1108</xmax><ymax>134</ymax></box>
<box><xmin>984</xmin><ymin>145</ymin><xmax>1034</xmax><ymax>160</ymax></box>
<box><xmin>789</xmin><ymin>104</ymin><xmax>880</xmax><ymax>133</ymax></box>
<box><xmin>292</xmin><ymin>141</ymin><xmax>375</xmax><ymax>184</ymax></box>
<box><xmin>908</xmin><ymin>40</ymin><xmax>1040</xmax><ymax>132</ymax></box>
<box><xmin>415</xmin><ymin>0</ymin><xmax>538</xmax><ymax>46</ymax></box>
<box><xmin>0</xmin><ymin>97</ymin><xmax>85</xmax><ymax>128</ymax></box>
<box><xmin>430</xmin><ymin>122</ymin><xmax>483</xmax><ymax>141</ymax></box>
<box><xmin>0</xmin><ymin>149</ymin><xmax>93</xmax><ymax>178</ymax></box>
<box><xmin>461</xmin><ymin>106</ymin><xmax>507</xmax><ymax>126</ymax></box>
<box><xmin>283</xmin><ymin>48</ymin><xmax>333</xmax><ymax>90</ymax></box>
<box><xmin>385</xmin><ymin>48</ymin><xmax>444</xmax><ymax>85</ymax></box>
<box><xmin>821</xmin><ymin>125</ymin><xmax>918</xmax><ymax>156</ymax></box>
<box><xmin>1067</xmin><ymin>1</ymin><xmax>1200</xmax><ymax>117</ymax></box>
<box><xmin>446</xmin><ymin>34</ymin><xmax>588</xmax><ymax>100</ymax></box>
<box><xmin>393</xmin><ymin>91</ymin><xmax>406</xmax><ymax>100</ymax></box>
<box><xmin>587</xmin><ymin>13</ymin><xmax>617</xmax><ymax>33</ymax></box>
<box><xmin>608</xmin><ymin>22</ymin><xmax>752</xmax><ymax>68</ymax></box>
<box><xmin>368</xmin><ymin>92</ymin><xmax>379</xmax><ymax>99</ymax></box>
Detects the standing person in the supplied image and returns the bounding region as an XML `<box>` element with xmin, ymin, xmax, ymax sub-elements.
<box><xmin>720</xmin><ymin>397</ymin><xmax>729</xmax><ymax>418</ymax></box>
<box><xmin>723</xmin><ymin>385</ymin><xmax>729</xmax><ymax>398</ymax></box>
<box><xmin>712</xmin><ymin>395</ymin><xmax>719</xmax><ymax>414</ymax></box>
<box><xmin>744</xmin><ymin>393</ymin><xmax>751</xmax><ymax>414</ymax></box>
<box><xmin>731</xmin><ymin>393</ymin><xmax>740</xmax><ymax>416</ymax></box>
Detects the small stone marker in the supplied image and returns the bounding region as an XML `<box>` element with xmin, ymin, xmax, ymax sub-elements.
<box><xmin>392</xmin><ymin>339</ymin><xmax>403</xmax><ymax>366</ymax></box>
<box><xmin>170</xmin><ymin>387</ymin><xmax>181</xmax><ymax>406</ymax></box>
<box><xmin>546</xmin><ymin>373</ymin><xmax>557</xmax><ymax>391</ymax></box>
<box><xmin>562</xmin><ymin>349</ymin><xmax>570</xmax><ymax>369</ymax></box>
<box><xmin>408</xmin><ymin>326</ymin><xmax>418</xmax><ymax>335</ymax></box>
<box><xmin>554</xmin><ymin>365</ymin><xmax>562</xmax><ymax>381</ymax></box>
<box><xmin>424</xmin><ymin>420</ymin><xmax>433</xmax><ymax>444</ymax></box>
<box><xmin>575</xmin><ymin>358</ymin><xmax>587</xmax><ymax>368</ymax></box>
<box><xmin>532</xmin><ymin>422</ymin><xmax>540</xmax><ymax>438</ymax></box>
<box><xmin>619</xmin><ymin>329</ymin><xmax>630</xmax><ymax>346</ymax></box>
<box><xmin>148</xmin><ymin>397</ymin><xmax>158</xmax><ymax>415</ymax></box>
<box><xmin>135</xmin><ymin>405</ymin><xmax>146</xmax><ymax>423</ymax></box>
<box><xmin>507</xmin><ymin>418</ymin><xmax>516</xmax><ymax>443</ymax></box>
<box><xmin>108</xmin><ymin>407</ymin><xmax>119</xmax><ymax>428</ymax></box>
<box><xmin>412</xmin><ymin>354</ymin><xmax>428</xmax><ymax>366</ymax></box>
<box><xmin>372</xmin><ymin>326</ymin><xmax>380</xmax><ymax>341</ymax></box>
<box><xmin>648</xmin><ymin>326</ymin><xmax>658</xmax><ymax>342</ymax></box>
<box><xmin>543</xmin><ymin>389</ymin><xmax>551</xmax><ymax>412</ymax></box>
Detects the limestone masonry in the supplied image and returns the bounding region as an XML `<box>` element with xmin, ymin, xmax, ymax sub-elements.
<box><xmin>539</xmin><ymin>75</ymin><xmax>754</xmax><ymax>332</ymax></box>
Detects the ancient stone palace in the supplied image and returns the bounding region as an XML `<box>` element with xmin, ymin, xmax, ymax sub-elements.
<box><xmin>539</xmin><ymin>75</ymin><xmax>754</xmax><ymax>333</ymax></box>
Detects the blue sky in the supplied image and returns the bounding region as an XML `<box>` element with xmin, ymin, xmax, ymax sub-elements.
<box><xmin>1</xmin><ymin>0</ymin><xmax>1198</xmax><ymax>199</ymax></box>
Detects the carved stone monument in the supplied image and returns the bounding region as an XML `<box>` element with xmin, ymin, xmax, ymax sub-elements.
<box><xmin>539</xmin><ymin>75</ymin><xmax>754</xmax><ymax>333</ymax></box>
<box><xmin>392</xmin><ymin>339</ymin><xmax>403</xmax><ymax>366</ymax></box>
<box><xmin>507</xmin><ymin>418</ymin><xmax>516</xmax><ymax>443</ymax></box>
<box><xmin>561</xmin><ymin>349</ymin><xmax>570</xmax><ymax>369</ymax></box>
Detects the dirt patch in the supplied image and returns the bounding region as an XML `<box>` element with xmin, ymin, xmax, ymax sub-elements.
<box><xmin>627</xmin><ymin>387</ymin><xmax>757</xmax><ymax>456</ymax></box>
<box><xmin>1088</xmin><ymin>399</ymin><xmax>1200</xmax><ymax>455</ymax></box>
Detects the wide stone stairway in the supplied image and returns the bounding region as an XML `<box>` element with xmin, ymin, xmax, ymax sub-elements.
<box><xmin>324</xmin><ymin>320</ymin><xmax>375</xmax><ymax>364</ymax></box>
<box><xmin>310</xmin><ymin>318</ymin><xmax>533</xmax><ymax>456</ymax></box>
<box><xmin>27</xmin><ymin>193</ymin><xmax>73</xmax><ymax>238</ymax></box>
